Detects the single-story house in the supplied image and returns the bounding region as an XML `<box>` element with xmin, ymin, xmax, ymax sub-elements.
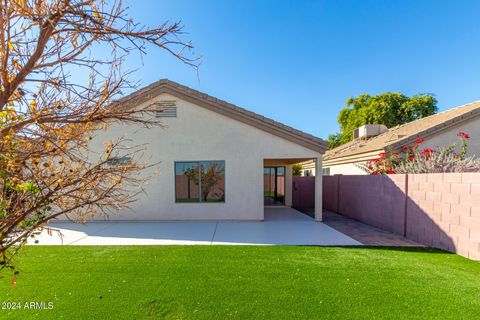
<box><xmin>89</xmin><ymin>79</ymin><xmax>328</xmax><ymax>221</ymax></box>
<box><xmin>301</xmin><ymin>100</ymin><xmax>480</xmax><ymax>176</ymax></box>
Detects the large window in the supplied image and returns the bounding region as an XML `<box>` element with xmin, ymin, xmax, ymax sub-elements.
<box><xmin>175</xmin><ymin>161</ymin><xmax>225</xmax><ymax>203</ymax></box>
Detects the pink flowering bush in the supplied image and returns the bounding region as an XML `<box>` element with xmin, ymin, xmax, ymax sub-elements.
<box><xmin>358</xmin><ymin>132</ymin><xmax>480</xmax><ymax>174</ymax></box>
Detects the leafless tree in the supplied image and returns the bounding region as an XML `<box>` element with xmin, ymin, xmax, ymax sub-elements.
<box><xmin>0</xmin><ymin>0</ymin><xmax>197</xmax><ymax>273</ymax></box>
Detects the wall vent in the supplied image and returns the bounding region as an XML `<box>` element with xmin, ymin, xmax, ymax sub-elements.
<box><xmin>154</xmin><ymin>100</ymin><xmax>177</xmax><ymax>118</ymax></box>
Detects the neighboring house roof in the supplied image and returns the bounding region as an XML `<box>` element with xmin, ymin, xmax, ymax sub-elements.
<box><xmin>115</xmin><ymin>79</ymin><xmax>328</xmax><ymax>153</ymax></box>
<box><xmin>324</xmin><ymin>100</ymin><xmax>480</xmax><ymax>161</ymax></box>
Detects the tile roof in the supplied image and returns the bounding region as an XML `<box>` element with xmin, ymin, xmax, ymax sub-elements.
<box><xmin>324</xmin><ymin>100</ymin><xmax>480</xmax><ymax>161</ymax></box>
<box><xmin>116</xmin><ymin>79</ymin><xmax>328</xmax><ymax>153</ymax></box>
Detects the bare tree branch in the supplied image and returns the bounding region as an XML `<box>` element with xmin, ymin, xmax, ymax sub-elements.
<box><xmin>0</xmin><ymin>0</ymin><xmax>197</xmax><ymax>273</ymax></box>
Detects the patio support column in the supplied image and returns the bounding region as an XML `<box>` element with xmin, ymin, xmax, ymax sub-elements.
<box><xmin>285</xmin><ymin>164</ymin><xmax>293</xmax><ymax>207</ymax></box>
<box><xmin>314</xmin><ymin>156</ymin><xmax>323</xmax><ymax>221</ymax></box>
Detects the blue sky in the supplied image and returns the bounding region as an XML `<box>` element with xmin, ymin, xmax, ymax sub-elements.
<box><xmin>122</xmin><ymin>0</ymin><xmax>480</xmax><ymax>139</ymax></box>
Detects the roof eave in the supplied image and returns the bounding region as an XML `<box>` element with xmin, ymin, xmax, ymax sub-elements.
<box><xmin>115</xmin><ymin>79</ymin><xmax>328</xmax><ymax>154</ymax></box>
<box><xmin>390</xmin><ymin>108</ymin><xmax>480</xmax><ymax>150</ymax></box>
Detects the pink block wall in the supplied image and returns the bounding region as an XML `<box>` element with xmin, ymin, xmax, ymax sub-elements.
<box><xmin>292</xmin><ymin>176</ymin><xmax>315</xmax><ymax>209</ymax></box>
<box><xmin>337</xmin><ymin>175</ymin><xmax>407</xmax><ymax>235</ymax></box>
<box><xmin>323</xmin><ymin>173</ymin><xmax>480</xmax><ymax>260</ymax></box>
<box><xmin>322</xmin><ymin>175</ymin><xmax>339</xmax><ymax>213</ymax></box>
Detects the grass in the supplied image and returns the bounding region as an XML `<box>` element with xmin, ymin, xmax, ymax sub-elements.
<box><xmin>1</xmin><ymin>246</ymin><xmax>480</xmax><ymax>319</ymax></box>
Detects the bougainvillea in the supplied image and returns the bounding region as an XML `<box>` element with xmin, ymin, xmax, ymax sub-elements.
<box><xmin>358</xmin><ymin>132</ymin><xmax>480</xmax><ymax>174</ymax></box>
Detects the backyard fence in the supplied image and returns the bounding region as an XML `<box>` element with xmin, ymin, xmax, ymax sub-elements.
<box><xmin>292</xmin><ymin>176</ymin><xmax>315</xmax><ymax>211</ymax></box>
<box><xmin>323</xmin><ymin>173</ymin><xmax>480</xmax><ymax>260</ymax></box>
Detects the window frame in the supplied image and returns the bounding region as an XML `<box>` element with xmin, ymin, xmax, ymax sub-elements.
<box><xmin>322</xmin><ymin>168</ymin><xmax>330</xmax><ymax>176</ymax></box>
<box><xmin>174</xmin><ymin>160</ymin><xmax>226</xmax><ymax>203</ymax></box>
<box><xmin>106</xmin><ymin>156</ymin><xmax>132</xmax><ymax>166</ymax></box>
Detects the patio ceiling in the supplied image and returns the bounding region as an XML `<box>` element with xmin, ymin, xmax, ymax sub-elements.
<box><xmin>264</xmin><ymin>158</ymin><xmax>315</xmax><ymax>165</ymax></box>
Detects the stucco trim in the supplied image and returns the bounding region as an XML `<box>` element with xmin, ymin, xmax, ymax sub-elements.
<box><xmin>302</xmin><ymin>150</ymin><xmax>382</xmax><ymax>168</ymax></box>
<box><xmin>114</xmin><ymin>79</ymin><xmax>328</xmax><ymax>153</ymax></box>
<box><xmin>323</xmin><ymin>150</ymin><xmax>383</xmax><ymax>166</ymax></box>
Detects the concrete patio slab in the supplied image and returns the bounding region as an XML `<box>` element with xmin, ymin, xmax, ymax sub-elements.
<box><xmin>71</xmin><ymin>222</ymin><xmax>217</xmax><ymax>245</ymax></box>
<box><xmin>28</xmin><ymin>221</ymin><xmax>115</xmax><ymax>245</ymax></box>
<box><xmin>27</xmin><ymin>208</ymin><xmax>362</xmax><ymax>246</ymax></box>
<box><xmin>212</xmin><ymin>221</ymin><xmax>360</xmax><ymax>245</ymax></box>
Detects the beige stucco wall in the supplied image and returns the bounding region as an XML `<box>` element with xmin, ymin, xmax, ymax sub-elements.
<box><xmin>324</xmin><ymin>162</ymin><xmax>367</xmax><ymax>175</ymax></box>
<box><xmin>82</xmin><ymin>93</ymin><xmax>322</xmax><ymax>221</ymax></box>
<box><xmin>419</xmin><ymin>116</ymin><xmax>480</xmax><ymax>157</ymax></box>
<box><xmin>300</xmin><ymin>167</ymin><xmax>316</xmax><ymax>176</ymax></box>
<box><xmin>303</xmin><ymin>160</ymin><xmax>367</xmax><ymax>176</ymax></box>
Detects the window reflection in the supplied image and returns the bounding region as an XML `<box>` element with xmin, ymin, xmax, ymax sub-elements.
<box><xmin>175</xmin><ymin>161</ymin><xmax>225</xmax><ymax>202</ymax></box>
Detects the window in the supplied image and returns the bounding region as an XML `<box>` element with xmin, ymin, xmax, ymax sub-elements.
<box><xmin>322</xmin><ymin>168</ymin><xmax>330</xmax><ymax>176</ymax></box>
<box><xmin>175</xmin><ymin>161</ymin><xmax>225</xmax><ymax>203</ymax></box>
<box><xmin>107</xmin><ymin>156</ymin><xmax>132</xmax><ymax>166</ymax></box>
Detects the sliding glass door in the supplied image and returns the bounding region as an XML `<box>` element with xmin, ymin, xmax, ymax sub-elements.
<box><xmin>264</xmin><ymin>167</ymin><xmax>285</xmax><ymax>205</ymax></box>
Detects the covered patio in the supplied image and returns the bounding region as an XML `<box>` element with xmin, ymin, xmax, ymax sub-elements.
<box><xmin>263</xmin><ymin>158</ymin><xmax>322</xmax><ymax>221</ymax></box>
<box><xmin>28</xmin><ymin>207</ymin><xmax>360</xmax><ymax>246</ymax></box>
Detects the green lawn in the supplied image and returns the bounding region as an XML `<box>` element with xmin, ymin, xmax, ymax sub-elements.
<box><xmin>1</xmin><ymin>246</ymin><xmax>480</xmax><ymax>319</ymax></box>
